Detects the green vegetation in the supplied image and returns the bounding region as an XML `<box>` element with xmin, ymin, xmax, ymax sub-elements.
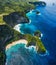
<box><xmin>0</xmin><ymin>24</ymin><xmax>22</xmax><ymax>65</ymax></box>
<box><xmin>0</xmin><ymin>50</ymin><xmax>5</xmax><ymax>65</ymax></box>
<box><xmin>0</xmin><ymin>25</ymin><xmax>46</xmax><ymax>65</ymax></box>
<box><xmin>0</xmin><ymin>0</ymin><xmax>38</xmax><ymax>27</ymax></box>
<box><xmin>0</xmin><ymin>0</ymin><xmax>38</xmax><ymax>14</ymax></box>
<box><xmin>24</xmin><ymin>34</ymin><xmax>36</xmax><ymax>46</ymax></box>
<box><xmin>35</xmin><ymin>36</ymin><xmax>46</xmax><ymax>54</ymax></box>
<box><xmin>0</xmin><ymin>13</ymin><xmax>8</xmax><ymax>25</ymax></box>
<box><xmin>24</xmin><ymin>34</ymin><xmax>46</xmax><ymax>53</ymax></box>
<box><xmin>0</xmin><ymin>24</ymin><xmax>46</xmax><ymax>53</ymax></box>
<box><xmin>0</xmin><ymin>0</ymin><xmax>46</xmax><ymax>65</ymax></box>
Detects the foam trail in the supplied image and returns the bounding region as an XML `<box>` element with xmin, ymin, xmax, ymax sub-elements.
<box><xmin>14</xmin><ymin>24</ymin><xmax>21</xmax><ymax>32</ymax></box>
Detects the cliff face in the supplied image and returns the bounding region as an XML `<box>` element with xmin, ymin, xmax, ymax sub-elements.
<box><xmin>0</xmin><ymin>25</ymin><xmax>13</xmax><ymax>65</ymax></box>
<box><xmin>3</xmin><ymin>12</ymin><xmax>29</xmax><ymax>27</ymax></box>
<box><xmin>0</xmin><ymin>0</ymin><xmax>38</xmax><ymax>27</ymax></box>
<box><xmin>29</xmin><ymin>1</ymin><xmax>46</xmax><ymax>7</ymax></box>
<box><xmin>0</xmin><ymin>25</ymin><xmax>14</xmax><ymax>46</ymax></box>
<box><xmin>0</xmin><ymin>0</ymin><xmax>38</xmax><ymax>14</ymax></box>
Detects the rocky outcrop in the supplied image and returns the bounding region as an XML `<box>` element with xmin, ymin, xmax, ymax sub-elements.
<box><xmin>3</xmin><ymin>12</ymin><xmax>29</xmax><ymax>27</ymax></box>
<box><xmin>34</xmin><ymin>30</ymin><xmax>41</xmax><ymax>37</ymax></box>
<box><xmin>29</xmin><ymin>1</ymin><xmax>46</xmax><ymax>7</ymax></box>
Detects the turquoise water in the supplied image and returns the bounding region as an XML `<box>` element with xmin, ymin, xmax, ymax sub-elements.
<box><xmin>5</xmin><ymin>43</ymin><xmax>49</xmax><ymax>65</ymax></box>
<box><xmin>5</xmin><ymin>44</ymin><xmax>41</xmax><ymax>65</ymax></box>
<box><xmin>18</xmin><ymin>1</ymin><xmax>56</xmax><ymax>65</ymax></box>
<box><xmin>6</xmin><ymin>0</ymin><xmax>56</xmax><ymax>65</ymax></box>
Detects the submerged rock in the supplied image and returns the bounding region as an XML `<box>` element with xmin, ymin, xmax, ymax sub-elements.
<box><xmin>36</xmin><ymin>11</ymin><xmax>40</xmax><ymax>15</ymax></box>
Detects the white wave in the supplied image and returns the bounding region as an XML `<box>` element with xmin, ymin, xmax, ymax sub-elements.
<box><xmin>25</xmin><ymin>45</ymin><xmax>36</xmax><ymax>52</ymax></box>
<box><xmin>39</xmin><ymin>33</ymin><xmax>43</xmax><ymax>39</ymax></box>
<box><xmin>30</xmin><ymin>10</ymin><xmax>34</xmax><ymax>13</ymax></box>
<box><xmin>28</xmin><ymin>19</ymin><xmax>31</xmax><ymax>24</ymax></box>
<box><xmin>14</xmin><ymin>24</ymin><xmax>21</xmax><ymax>32</ymax></box>
<box><xmin>30</xmin><ymin>10</ymin><xmax>32</xmax><ymax>13</ymax></box>
<box><xmin>38</xmin><ymin>13</ymin><xmax>41</xmax><ymax>15</ymax></box>
<box><xmin>41</xmin><ymin>33</ymin><xmax>43</xmax><ymax>37</ymax></box>
<box><xmin>39</xmin><ymin>50</ymin><xmax>49</xmax><ymax>56</ymax></box>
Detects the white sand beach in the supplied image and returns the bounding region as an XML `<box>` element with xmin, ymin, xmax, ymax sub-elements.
<box><xmin>6</xmin><ymin>39</ymin><xmax>28</xmax><ymax>50</ymax></box>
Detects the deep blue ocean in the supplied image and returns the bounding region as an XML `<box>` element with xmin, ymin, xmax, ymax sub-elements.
<box><xmin>5</xmin><ymin>0</ymin><xmax>56</xmax><ymax>65</ymax></box>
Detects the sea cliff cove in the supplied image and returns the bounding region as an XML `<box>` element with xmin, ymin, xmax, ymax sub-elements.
<box><xmin>0</xmin><ymin>0</ymin><xmax>56</xmax><ymax>65</ymax></box>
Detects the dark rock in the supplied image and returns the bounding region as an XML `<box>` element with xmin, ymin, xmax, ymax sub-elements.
<box><xmin>36</xmin><ymin>11</ymin><xmax>40</xmax><ymax>14</ymax></box>
<box><xmin>34</xmin><ymin>30</ymin><xmax>41</xmax><ymax>37</ymax></box>
<box><xmin>3</xmin><ymin>12</ymin><xmax>29</xmax><ymax>27</ymax></box>
<box><xmin>27</xmin><ymin>41</ymin><xmax>36</xmax><ymax>47</ymax></box>
<box><xmin>29</xmin><ymin>1</ymin><xmax>46</xmax><ymax>7</ymax></box>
